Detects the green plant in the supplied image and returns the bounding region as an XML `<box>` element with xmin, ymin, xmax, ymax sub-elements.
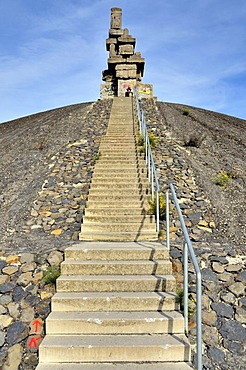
<box><xmin>183</xmin><ymin>109</ymin><xmax>191</xmax><ymax>116</ymax></box>
<box><xmin>137</xmin><ymin>133</ymin><xmax>157</xmax><ymax>152</ymax></box>
<box><xmin>43</xmin><ymin>266</ymin><xmax>60</xmax><ymax>285</ymax></box>
<box><xmin>177</xmin><ymin>289</ymin><xmax>195</xmax><ymax>317</ymax></box>
<box><xmin>214</xmin><ymin>171</ymin><xmax>231</xmax><ymax>188</ymax></box>
<box><xmin>149</xmin><ymin>192</ymin><xmax>166</xmax><ymax>220</ymax></box>
<box><xmin>94</xmin><ymin>151</ymin><xmax>101</xmax><ymax>161</ymax></box>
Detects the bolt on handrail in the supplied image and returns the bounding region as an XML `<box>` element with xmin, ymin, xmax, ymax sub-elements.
<box><xmin>133</xmin><ymin>89</ymin><xmax>160</xmax><ymax>233</ymax></box>
<box><xmin>167</xmin><ymin>183</ymin><xmax>202</xmax><ymax>370</ymax></box>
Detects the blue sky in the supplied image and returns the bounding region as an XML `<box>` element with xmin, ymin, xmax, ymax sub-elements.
<box><xmin>1</xmin><ymin>0</ymin><xmax>246</xmax><ymax>123</ymax></box>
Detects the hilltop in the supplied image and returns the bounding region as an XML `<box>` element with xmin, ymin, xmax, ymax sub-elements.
<box><xmin>0</xmin><ymin>99</ymin><xmax>245</xmax><ymax>253</ymax></box>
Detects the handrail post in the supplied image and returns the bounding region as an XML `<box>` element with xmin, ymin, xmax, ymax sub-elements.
<box><xmin>184</xmin><ymin>242</ymin><xmax>189</xmax><ymax>334</ymax></box>
<box><xmin>166</xmin><ymin>191</ymin><xmax>170</xmax><ymax>250</ymax></box>
<box><xmin>156</xmin><ymin>190</ymin><xmax>159</xmax><ymax>233</ymax></box>
<box><xmin>196</xmin><ymin>271</ymin><xmax>203</xmax><ymax>370</ymax></box>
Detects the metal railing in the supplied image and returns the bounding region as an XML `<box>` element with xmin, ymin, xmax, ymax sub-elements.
<box><xmin>134</xmin><ymin>89</ymin><xmax>160</xmax><ymax>233</ymax></box>
<box><xmin>134</xmin><ymin>89</ymin><xmax>202</xmax><ymax>369</ymax></box>
<box><xmin>167</xmin><ymin>184</ymin><xmax>202</xmax><ymax>370</ymax></box>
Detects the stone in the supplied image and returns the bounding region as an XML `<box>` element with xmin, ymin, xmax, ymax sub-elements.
<box><xmin>202</xmin><ymin>310</ymin><xmax>217</xmax><ymax>326</ymax></box>
<box><xmin>0</xmin><ymin>304</ymin><xmax>7</xmax><ymax>314</ymax></box>
<box><xmin>0</xmin><ymin>331</ymin><xmax>5</xmax><ymax>346</ymax></box>
<box><xmin>6</xmin><ymin>255</ymin><xmax>20</xmax><ymax>264</ymax></box>
<box><xmin>20</xmin><ymin>253</ymin><xmax>35</xmax><ymax>264</ymax></box>
<box><xmin>13</xmin><ymin>286</ymin><xmax>27</xmax><ymax>302</ymax></box>
<box><xmin>7</xmin><ymin>321</ymin><xmax>28</xmax><ymax>345</ymax></box>
<box><xmin>172</xmin><ymin>259</ymin><xmax>183</xmax><ymax>273</ymax></box>
<box><xmin>211</xmin><ymin>302</ymin><xmax>234</xmax><ymax>319</ymax></box>
<box><xmin>0</xmin><ymin>260</ymin><xmax>7</xmax><ymax>270</ymax></box>
<box><xmin>239</xmin><ymin>297</ymin><xmax>246</xmax><ymax>308</ymax></box>
<box><xmin>203</xmin><ymin>325</ymin><xmax>219</xmax><ymax>346</ymax></box>
<box><xmin>220</xmin><ymin>291</ymin><xmax>236</xmax><ymax>305</ymax></box>
<box><xmin>236</xmin><ymin>270</ymin><xmax>246</xmax><ymax>282</ymax></box>
<box><xmin>226</xmin><ymin>264</ymin><xmax>242</xmax><ymax>272</ymax></box>
<box><xmin>0</xmin><ymin>314</ymin><xmax>13</xmax><ymax>329</ymax></box>
<box><xmin>2</xmin><ymin>265</ymin><xmax>19</xmax><ymax>275</ymax></box>
<box><xmin>0</xmin><ymin>282</ymin><xmax>15</xmax><ymax>293</ymax></box>
<box><xmin>228</xmin><ymin>282</ymin><xmax>245</xmax><ymax>297</ymax></box>
<box><xmin>51</xmin><ymin>228</ymin><xmax>62</xmax><ymax>235</ymax></box>
<box><xmin>0</xmin><ymin>294</ymin><xmax>12</xmax><ymax>305</ymax></box>
<box><xmin>209</xmin><ymin>255</ymin><xmax>228</xmax><ymax>264</ymax></box>
<box><xmin>31</xmin><ymin>209</ymin><xmax>39</xmax><ymax>217</ymax></box>
<box><xmin>21</xmin><ymin>262</ymin><xmax>36</xmax><ymax>272</ymax></box>
<box><xmin>211</xmin><ymin>261</ymin><xmax>224</xmax><ymax>274</ymax></box>
<box><xmin>0</xmin><ymin>275</ymin><xmax>10</xmax><ymax>284</ymax></box>
<box><xmin>47</xmin><ymin>250</ymin><xmax>63</xmax><ymax>266</ymax></box>
<box><xmin>17</xmin><ymin>272</ymin><xmax>33</xmax><ymax>286</ymax></box>
<box><xmin>218</xmin><ymin>272</ymin><xmax>233</xmax><ymax>283</ymax></box>
<box><xmin>29</xmin><ymin>318</ymin><xmax>44</xmax><ymax>335</ymax></box>
<box><xmin>218</xmin><ymin>320</ymin><xmax>246</xmax><ymax>341</ymax></box>
<box><xmin>207</xmin><ymin>346</ymin><xmax>225</xmax><ymax>364</ymax></box>
<box><xmin>7</xmin><ymin>302</ymin><xmax>19</xmax><ymax>319</ymax></box>
<box><xmin>21</xmin><ymin>306</ymin><xmax>34</xmax><ymax>322</ymax></box>
<box><xmin>235</xmin><ymin>307</ymin><xmax>246</xmax><ymax>323</ymax></box>
<box><xmin>202</xmin><ymin>268</ymin><xmax>218</xmax><ymax>282</ymax></box>
<box><xmin>3</xmin><ymin>343</ymin><xmax>22</xmax><ymax>370</ymax></box>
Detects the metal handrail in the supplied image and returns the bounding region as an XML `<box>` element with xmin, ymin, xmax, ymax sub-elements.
<box><xmin>134</xmin><ymin>90</ymin><xmax>160</xmax><ymax>233</ymax></box>
<box><xmin>168</xmin><ymin>183</ymin><xmax>202</xmax><ymax>370</ymax></box>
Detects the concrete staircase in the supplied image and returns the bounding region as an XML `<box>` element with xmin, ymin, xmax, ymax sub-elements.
<box><xmin>37</xmin><ymin>242</ymin><xmax>191</xmax><ymax>369</ymax></box>
<box><xmin>79</xmin><ymin>97</ymin><xmax>158</xmax><ymax>241</ymax></box>
<box><xmin>37</xmin><ymin>98</ymin><xmax>192</xmax><ymax>369</ymax></box>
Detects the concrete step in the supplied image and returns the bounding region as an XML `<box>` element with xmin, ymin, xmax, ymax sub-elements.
<box><xmin>88</xmin><ymin>189</ymin><xmax>142</xmax><ymax>196</ymax></box>
<box><xmin>83</xmin><ymin>215</ymin><xmax>155</xmax><ymax>223</ymax></box>
<box><xmin>86</xmin><ymin>194</ymin><xmax>143</xmax><ymax>202</ymax></box>
<box><xmin>80</xmin><ymin>223</ymin><xmax>156</xmax><ymax>234</ymax></box>
<box><xmin>90</xmin><ymin>174</ymin><xmax>146</xmax><ymax>181</ymax></box>
<box><xmin>46</xmin><ymin>311</ymin><xmax>184</xmax><ymax>335</ymax></box>
<box><xmin>64</xmin><ymin>242</ymin><xmax>169</xmax><ymax>261</ymax></box>
<box><xmin>85</xmin><ymin>200</ymin><xmax>148</xmax><ymax>209</ymax></box>
<box><xmin>89</xmin><ymin>182</ymin><xmax>144</xmax><ymax>190</ymax></box>
<box><xmin>79</xmin><ymin>230</ymin><xmax>157</xmax><ymax>241</ymax></box>
<box><xmin>36</xmin><ymin>363</ymin><xmax>193</xmax><ymax>370</ymax></box>
<box><xmin>60</xmin><ymin>260</ymin><xmax>172</xmax><ymax>275</ymax></box>
<box><xmin>56</xmin><ymin>274</ymin><xmax>176</xmax><ymax>292</ymax></box>
<box><xmin>39</xmin><ymin>334</ymin><xmax>190</xmax><ymax>363</ymax></box>
<box><xmin>84</xmin><ymin>208</ymin><xmax>145</xmax><ymax>216</ymax></box>
<box><xmin>93</xmin><ymin>168</ymin><xmax>140</xmax><ymax>174</ymax></box>
<box><xmin>51</xmin><ymin>292</ymin><xmax>178</xmax><ymax>312</ymax></box>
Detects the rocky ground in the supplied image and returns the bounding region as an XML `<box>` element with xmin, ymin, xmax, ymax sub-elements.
<box><xmin>0</xmin><ymin>97</ymin><xmax>245</xmax><ymax>369</ymax></box>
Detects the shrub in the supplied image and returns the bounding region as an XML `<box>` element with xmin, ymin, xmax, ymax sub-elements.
<box><xmin>94</xmin><ymin>151</ymin><xmax>101</xmax><ymax>161</ymax></box>
<box><xmin>149</xmin><ymin>192</ymin><xmax>166</xmax><ymax>220</ymax></box>
<box><xmin>43</xmin><ymin>266</ymin><xmax>60</xmax><ymax>285</ymax></box>
<box><xmin>214</xmin><ymin>171</ymin><xmax>231</xmax><ymax>188</ymax></box>
<box><xmin>184</xmin><ymin>133</ymin><xmax>205</xmax><ymax>148</ymax></box>
<box><xmin>183</xmin><ymin>109</ymin><xmax>191</xmax><ymax>116</ymax></box>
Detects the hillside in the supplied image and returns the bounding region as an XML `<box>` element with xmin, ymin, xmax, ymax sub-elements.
<box><xmin>0</xmin><ymin>99</ymin><xmax>245</xmax><ymax>253</ymax></box>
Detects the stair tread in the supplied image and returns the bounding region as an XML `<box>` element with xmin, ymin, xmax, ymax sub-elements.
<box><xmin>36</xmin><ymin>363</ymin><xmax>193</xmax><ymax>370</ymax></box>
<box><xmin>53</xmin><ymin>291</ymin><xmax>177</xmax><ymax>299</ymax></box>
<box><xmin>40</xmin><ymin>333</ymin><xmax>189</xmax><ymax>347</ymax></box>
<box><xmin>47</xmin><ymin>311</ymin><xmax>183</xmax><ymax>321</ymax></box>
<box><xmin>58</xmin><ymin>274</ymin><xmax>175</xmax><ymax>280</ymax></box>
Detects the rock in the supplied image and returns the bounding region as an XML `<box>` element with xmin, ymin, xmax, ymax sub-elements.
<box><xmin>51</xmin><ymin>228</ymin><xmax>62</xmax><ymax>235</ymax></box>
<box><xmin>172</xmin><ymin>259</ymin><xmax>183</xmax><ymax>273</ymax></box>
<box><xmin>6</xmin><ymin>321</ymin><xmax>28</xmax><ymax>345</ymax></box>
<box><xmin>21</xmin><ymin>306</ymin><xmax>35</xmax><ymax>322</ymax></box>
<box><xmin>21</xmin><ymin>262</ymin><xmax>36</xmax><ymax>272</ymax></box>
<box><xmin>235</xmin><ymin>307</ymin><xmax>246</xmax><ymax>324</ymax></box>
<box><xmin>0</xmin><ymin>275</ymin><xmax>10</xmax><ymax>284</ymax></box>
<box><xmin>0</xmin><ymin>282</ymin><xmax>15</xmax><ymax>293</ymax></box>
<box><xmin>207</xmin><ymin>346</ymin><xmax>225</xmax><ymax>364</ymax></box>
<box><xmin>0</xmin><ymin>260</ymin><xmax>7</xmax><ymax>270</ymax></box>
<box><xmin>13</xmin><ymin>286</ymin><xmax>27</xmax><ymax>302</ymax></box>
<box><xmin>0</xmin><ymin>294</ymin><xmax>12</xmax><ymax>305</ymax></box>
<box><xmin>0</xmin><ymin>304</ymin><xmax>7</xmax><ymax>314</ymax></box>
<box><xmin>226</xmin><ymin>264</ymin><xmax>242</xmax><ymax>272</ymax></box>
<box><xmin>211</xmin><ymin>302</ymin><xmax>234</xmax><ymax>319</ymax></box>
<box><xmin>228</xmin><ymin>282</ymin><xmax>245</xmax><ymax>297</ymax></box>
<box><xmin>209</xmin><ymin>256</ymin><xmax>228</xmax><ymax>264</ymax></box>
<box><xmin>3</xmin><ymin>343</ymin><xmax>22</xmax><ymax>370</ymax></box>
<box><xmin>218</xmin><ymin>320</ymin><xmax>246</xmax><ymax>341</ymax></box>
<box><xmin>218</xmin><ymin>272</ymin><xmax>233</xmax><ymax>283</ymax></box>
<box><xmin>236</xmin><ymin>270</ymin><xmax>246</xmax><ymax>282</ymax></box>
<box><xmin>17</xmin><ymin>272</ymin><xmax>33</xmax><ymax>286</ymax></box>
<box><xmin>0</xmin><ymin>331</ymin><xmax>5</xmax><ymax>346</ymax></box>
<box><xmin>6</xmin><ymin>255</ymin><xmax>20</xmax><ymax>264</ymax></box>
<box><xmin>202</xmin><ymin>268</ymin><xmax>218</xmax><ymax>282</ymax></box>
<box><xmin>47</xmin><ymin>250</ymin><xmax>63</xmax><ymax>266</ymax></box>
<box><xmin>7</xmin><ymin>302</ymin><xmax>19</xmax><ymax>319</ymax></box>
<box><xmin>20</xmin><ymin>253</ymin><xmax>35</xmax><ymax>264</ymax></box>
<box><xmin>29</xmin><ymin>318</ymin><xmax>44</xmax><ymax>335</ymax></box>
<box><xmin>239</xmin><ymin>297</ymin><xmax>246</xmax><ymax>308</ymax></box>
<box><xmin>203</xmin><ymin>325</ymin><xmax>219</xmax><ymax>346</ymax></box>
<box><xmin>220</xmin><ymin>291</ymin><xmax>236</xmax><ymax>305</ymax></box>
<box><xmin>211</xmin><ymin>261</ymin><xmax>224</xmax><ymax>274</ymax></box>
<box><xmin>0</xmin><ymin>314</ymin><xmax>13</xmax><ymax>329</ymax></box>
<box><xmin>2</xmin><ymin>266</ymin><xmax>19</xmax><ymax>275</ymax></box>
<box><xmin>202</xmin><ymin>310</ymin><xmax>217</xmax><ymax>326</ymax></box>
